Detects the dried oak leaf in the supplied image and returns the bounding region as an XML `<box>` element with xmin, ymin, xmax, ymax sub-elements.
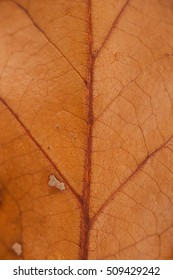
<box><xmin>0</xmin><ymin>0</ymin><xmax>173</xmax><ymax>260</ymax></box>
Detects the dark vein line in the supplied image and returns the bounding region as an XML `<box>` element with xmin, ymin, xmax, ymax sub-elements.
<box><xmin>94</xmin><ymin>0</ymin><xmax>130</xmax><ymax>61</ymax></box>
<box><xmin>0</xmin><ymin>96</ymin><xmax>82</xmax><ymax>205</ymax></box>
<box><xmin>90</xmin><ymin>133</ymin><xmax>173</xmax><ymax>227</ymax></box>
<box><xmin>79</xmin><ymin>0</ymin><xmax>130</xmax><ymax>259</ymax></box>
<box><xmin>79</xmin><ymin>0</ymin><xmax>93</xmax><ymax>260</ymax></box>
<box><xmin>3</xmin><ymin>0</ymin><xmax>85</xmax><ymax>83</ymax></box>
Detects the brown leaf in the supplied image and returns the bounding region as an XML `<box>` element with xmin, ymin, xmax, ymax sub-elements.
<box><xmin>0</xmin><ymin>0</ymin><xmax>173</xmax><ymax>260</ymax></box>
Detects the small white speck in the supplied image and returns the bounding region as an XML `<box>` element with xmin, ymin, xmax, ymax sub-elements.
<box><xmin>48</xmin><ymin>175</ymin><xmax>65</xmax><ymax>191</ymax></box>
<box><xmin>12</xmin><ymin>242</ymin><xmax>22</xmax><ymax>256</ymax></box>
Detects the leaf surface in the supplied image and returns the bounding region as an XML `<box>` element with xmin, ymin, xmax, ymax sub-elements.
<box><xmin>0</xmin><ymin>0</ymin><xmax>173</xmax><ymax>259</ymax></box>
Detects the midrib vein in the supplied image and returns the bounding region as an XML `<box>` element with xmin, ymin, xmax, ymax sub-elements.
<box><xmin>80</xmin><ymin>0</ymin><xmax>93</xmax><ymax>260</ymax></box>
<box><xmin>79</xmin><ymin>0</ymin><xmax>131</xmax><ymax>259</ymax></box>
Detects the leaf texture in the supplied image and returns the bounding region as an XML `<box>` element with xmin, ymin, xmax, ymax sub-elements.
<box><xmin>0</xmin><ymin>0</ymin><xmax>173</xmax><ymax>260</ymax></box>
